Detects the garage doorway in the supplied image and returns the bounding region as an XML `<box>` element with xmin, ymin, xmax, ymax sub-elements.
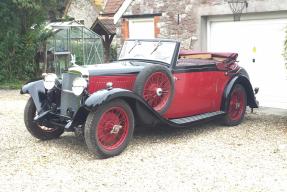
<box><xmin>129</xmin><ymin>18</ymin><xmax>155</xmax><ymax>39</ymax></box>
<box><xmin>207</xmin><ymin>18</ymin><xmax>287</xmax><ymax>109</ymax></box>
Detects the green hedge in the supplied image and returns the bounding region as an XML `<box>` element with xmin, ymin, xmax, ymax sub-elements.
<box><xmin>0</xmin><ymin>80</ymin><xmax>24</xmax><ymax>90</ymax></box>
<box><xmin>0</xmin><ymin>0</ymin><xmax>59</xmax><ymax>85</ymax></box>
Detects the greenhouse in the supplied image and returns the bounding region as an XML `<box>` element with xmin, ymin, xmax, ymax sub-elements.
<box><xmin>44</xmin><ymin>21</ymin><xmax>104</xmax><ymax>76</ymax></box>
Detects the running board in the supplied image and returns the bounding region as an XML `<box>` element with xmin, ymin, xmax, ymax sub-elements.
<box><xmin>170</xmin><ymin>111</ymin><xmax>225</xmax><ymax>125</ymax></box>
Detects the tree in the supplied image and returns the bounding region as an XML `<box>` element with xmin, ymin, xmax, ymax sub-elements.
<box><xmin>0</xmin><ymin>0</ymin><xmax>64</xmax><ymax>82</ymax></box>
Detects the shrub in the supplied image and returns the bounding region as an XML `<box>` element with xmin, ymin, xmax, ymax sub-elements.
<box><xmin>0</xmin><ymin>0</ymin><xmax>59</xmax><ymax>83</ymax></box>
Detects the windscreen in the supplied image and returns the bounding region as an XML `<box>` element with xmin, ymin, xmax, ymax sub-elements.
<box><xmin>119</xmin><ymin>40</ymin><xmax>177</xmax><ymax>65</ymax></box>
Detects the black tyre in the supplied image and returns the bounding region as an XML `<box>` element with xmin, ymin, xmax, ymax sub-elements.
<box><xmin>134</xmin><ymin>65</ymin><xmax>174</xmax><ymax>114</ymax></box>
<box><xmin>74</xmin><ymin>126</ymin><xmax>85</xmax><ymax>141</ymax></box>
<box><xmin>84</xmin><ymin>99</ymin><xmax>134</xmax><ymax>158</ymax></box>
<box><xmin>223</xmin><ymin>84</ymin><xmax>247</xmax><ymax>126</ymax></box>
<box><xmin>24</xmin><ymin>97</ymin><xmax>64</xmax><ymax>140</ymax></box>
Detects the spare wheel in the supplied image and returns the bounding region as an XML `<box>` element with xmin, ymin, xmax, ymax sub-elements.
<box><xmin>134</xmin><ymin>64</ymin><xmax>174</xmax><ymax>114</ymax></box>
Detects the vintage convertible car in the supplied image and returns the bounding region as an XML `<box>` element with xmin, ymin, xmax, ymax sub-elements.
<box><xmin>21</xmin><ymin>39</ymin><xmax>258</xmax><ymax>158</ymax></box>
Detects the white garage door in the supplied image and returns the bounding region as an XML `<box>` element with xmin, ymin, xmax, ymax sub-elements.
<box><xmin>208</xmin><ymin>18</ymin><xmax>287</xmax><ymax>109</ymax></box>
<box><xmin>129</xmin><ymin>18</ymin><xmax>155</xmax><ymax>39</ymax></box>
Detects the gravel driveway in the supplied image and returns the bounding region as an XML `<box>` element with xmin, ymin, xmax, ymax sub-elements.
<box><xmin>0</xmin><ymin>90</ymin><xmax>286</xmax><ymax>192</ymax></box>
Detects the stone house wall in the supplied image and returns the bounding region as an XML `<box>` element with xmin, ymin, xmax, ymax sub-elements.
<box><xmin>116</xmin><ymin>0</ymin><xmax>287</xmax><ymax>50</ymax></box>
<box><xmin>66</xmin><ymin>0</ymin><xmax>100</xmax><ymax>28</ymax></box>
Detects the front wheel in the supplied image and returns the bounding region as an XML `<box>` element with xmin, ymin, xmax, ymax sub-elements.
<box><xmin>223</xmin><ymin>84</ymin><xmax>247</xmax><ymax>126</ymax></box>
<box><xmin>24</xmin><ymin>98</ymin><xmax>64</xmax><ymax>140</ymax></box>
<box><xmin>84</xmin><ymin>99</ymin><xmax>134</xmax><ymax>158</ymax></box>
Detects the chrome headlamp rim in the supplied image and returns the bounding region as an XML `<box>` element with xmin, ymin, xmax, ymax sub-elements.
<box><xmin>72</xmin><ymin>77</ymin><xmax>88</xmax><ymax>96</ymax></box>
<box><xmin>43</xmin><ymin>73</ymin><xmax>57</xmax><ymax>90</ymax></box>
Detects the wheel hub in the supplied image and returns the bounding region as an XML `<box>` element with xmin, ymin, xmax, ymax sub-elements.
<box><xmin>110</xmin><ymin>124</ymin><xmax>123</xmax><ymax>134</ymax></box>
<box><xmin>142</xmin><ymin>71</ymin><xmax>171</xmax><ymax>112</ymax></box>
<box><xmin>156</xmin><ymin>88</ymin><xmax>163</xmax><ymax>96</ymax></box>
<box><xmin>235</xmin><ymin>102</ymin><xmax>241</xmax><ymax>109</ymax></box>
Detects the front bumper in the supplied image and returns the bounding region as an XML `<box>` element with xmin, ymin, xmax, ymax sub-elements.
<box><xmin>33</xmin><ymin>106</ymin><xmax>89</xmax><ymax>131</ymax></box>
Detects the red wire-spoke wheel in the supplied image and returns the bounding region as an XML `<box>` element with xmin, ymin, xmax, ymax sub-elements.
<box><xmin>134</xmin><ymin>65</ymin><xmax>174</xmax><ymax>114</ymax></box>
<box><xmin>24</xmin><ymin>98</ymin><xmax>64</xmax><ymax>140</ymax></box>
<box><xmin>143</xmin><ymin>72</ymin><xmax>171</xmax><ymax>111</ymax></box>
<box><xmin>97</xmin><ymin>107</ymin><xmax>129</xmax><ymax>150</ymax></box>
<box><xmin>223</xmin><ymin>84</ymin><xmax>247</xmax><ymax>126</ymax></box>
<box><xmin>85</xmin><ymin>99</ymin><xmax>134</xmax><ymax>158</ymax></box>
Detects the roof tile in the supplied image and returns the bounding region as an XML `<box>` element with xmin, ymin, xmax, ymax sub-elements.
<box><xmin>104</xmin><ymin>0</ymin><xmax>125</xmax><ymax>14</ymax></box>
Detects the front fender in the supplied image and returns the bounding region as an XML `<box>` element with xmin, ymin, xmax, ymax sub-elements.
<box><xmin>85</xmin><ymin>88</ymin><xmax>143</xmax><ymax>110</ymax></box>
<box><xmin>221</xmin><ymin>75</ymin><xmax>258</xmax><ymax>111</ymax></box>
<box><xmin>20</xmin><ymin>80</ymin><xmax>48</xmax><ymax>113</ymax></box>
<box><xmin>83</xmin><ymin>88</ymin><xmax>167</xmax><ymax>127</ymax></box>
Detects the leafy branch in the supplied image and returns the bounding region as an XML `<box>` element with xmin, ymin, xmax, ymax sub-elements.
<box><xmin>0</xmin><ymin>0</ymin><xmax>63</xmax><ymax>83</ymax></box>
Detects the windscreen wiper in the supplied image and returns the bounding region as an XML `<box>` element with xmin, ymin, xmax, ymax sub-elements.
<box><xmin>150</xmin><ymin>41</ymin><xmax>162</xmax><ymax>55</ymax></box>
<box><xmin>128</xmin><ymin>40</ymin><xmax>141</xmax><ymax>54</ymax></box>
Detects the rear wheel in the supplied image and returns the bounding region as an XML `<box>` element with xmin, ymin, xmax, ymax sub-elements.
<box><xmin>223</xmin><ymin>84</ymin><xmax>247</xmax><ymax>126</ymax></box>
<box><xmin>24</xmin><ymin>98</ymin><xmax>64</xmax><ymax>140</ymax></box>
<box><xmin>84</xmin><ymin>99</ymin><xmax>134</xmax><ymax>158</ymax></box>
<box><xmin>134</xmin><ymin>65</ymin><xmax>174</xmax><ymax>114</ymax></box>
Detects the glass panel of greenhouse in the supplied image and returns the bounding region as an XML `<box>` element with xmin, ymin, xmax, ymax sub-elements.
<box><xmin>45</xmin><ymin>21</ymin><xmax>104</xmax><ymax>75</ymax></box>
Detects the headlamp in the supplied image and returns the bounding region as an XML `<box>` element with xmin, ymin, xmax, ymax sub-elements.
<box><xmin>72</xmin><ymin>77</ymin><xmax>88</xmax><ymax>96</ymax></box>
<box><xmin>43</xmin><ymin>73</ymin><xmax>57</xmax><ymax>90</ymax></box>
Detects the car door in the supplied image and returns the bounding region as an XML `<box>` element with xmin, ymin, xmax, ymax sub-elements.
<box><xmin>164</xmin><ymin>61</ymin><xmax>229</xmax><ymax>119</ymax></box>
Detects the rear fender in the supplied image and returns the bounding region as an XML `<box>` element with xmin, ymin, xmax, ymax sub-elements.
<box><xmin>20</xmin><ymin>80</ymin><xmax>48</xmax><ymax>113</ymax></box>
<box><xmin>221</xmin><ymin>75</ymin><xmax>258</xmax><ymax>111</ymax></box>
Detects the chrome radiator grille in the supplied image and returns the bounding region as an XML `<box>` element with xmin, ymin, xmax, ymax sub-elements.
<box><xmin>60</xmin><ymin>73</ymin><xmax>81</xmax><ymax>116</ymax></box>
